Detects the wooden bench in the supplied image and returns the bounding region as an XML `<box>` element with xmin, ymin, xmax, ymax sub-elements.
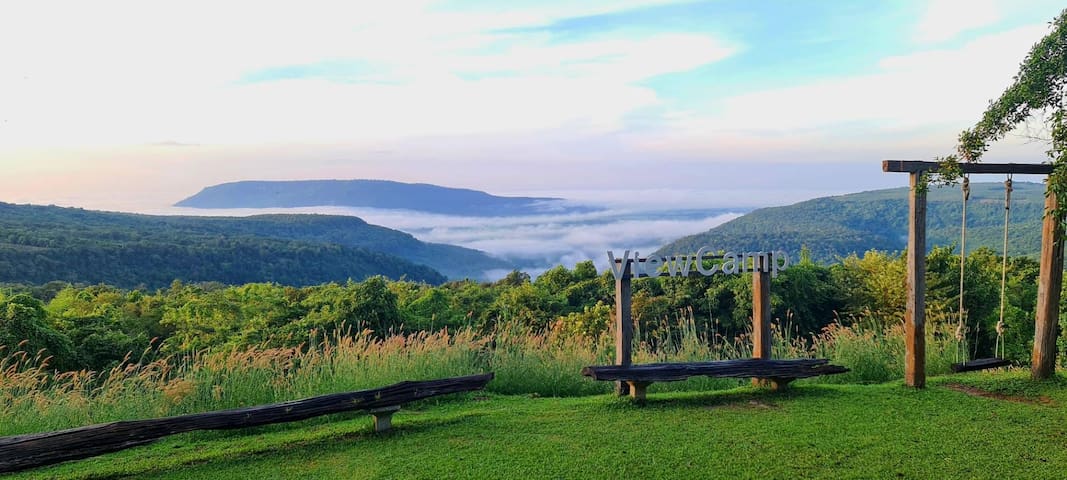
<box><xmin>0</xmin><ymin>373</ymin><xmax>493</xmax><ymax>473</ymax></box>
<box><xmin>581</xmin><ymin>358</ymin><xmax>848</xmax><ymax>400</ymax></box>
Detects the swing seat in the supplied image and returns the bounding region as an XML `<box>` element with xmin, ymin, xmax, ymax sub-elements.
<box><xmin>950</xmin><ymin>357</ymin><xmax>1011</xmax><ymax>373</ymax></box>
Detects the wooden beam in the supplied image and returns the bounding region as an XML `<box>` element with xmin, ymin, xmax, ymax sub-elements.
<box><xmin>0</xmin><ymin>374</ymin><xmax>493</xmax><ymax>473</ymax></box>
<box><xmin>615</xmin><ymin>260</ymin><xmax>633</xmax><ymax>396</ymax></box>
<box><xmin>883</xmin><ymin>160</ymin><xmax>1055</xmax><ymax>175</ymax></box>
<box><xmin>905</xmin><ymin>172</ymin><xmax>927</xmax><ymax>388</ymax></box>
<box><xmin>1033</xmin><ymin>188</ymin><xmax>1064</xmax><ymax>380</ymax></box>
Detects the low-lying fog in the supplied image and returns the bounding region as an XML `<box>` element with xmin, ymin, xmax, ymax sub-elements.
<box><xmin>151</xmin><ymin>204</ymin><xmax>738</xmax><ymax>278</ymax></box>
<box><xmin>135</xmin><ymin>187</ymin><xmax>859</xmax><ymax>279</ymax></box>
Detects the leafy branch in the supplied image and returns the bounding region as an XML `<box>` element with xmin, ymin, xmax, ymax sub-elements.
<box><xmin>931</xmin><ymin>8</ymin><xmax>1067</xmax><ymax>217</ymax></box>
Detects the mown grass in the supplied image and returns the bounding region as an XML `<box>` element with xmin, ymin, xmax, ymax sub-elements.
<box><xmin>10</xmin><ymin>369</ymin><xmax>1066</xmax><ymax>479</ymax></box>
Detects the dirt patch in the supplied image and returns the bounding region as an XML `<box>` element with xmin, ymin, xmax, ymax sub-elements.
<box><xmin>944</xmin><ymin>383</ymin><xmax>1056</xmax><ymax>406</ymax></box>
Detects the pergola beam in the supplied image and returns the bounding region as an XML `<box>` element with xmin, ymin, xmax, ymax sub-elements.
<box><xmin>882</xmin><ymin>160</ymin><xmax>1054</xmax><ymax>175</ymax></box>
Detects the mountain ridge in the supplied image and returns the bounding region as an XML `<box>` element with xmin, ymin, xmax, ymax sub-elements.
<box><xmin>656</xmin><ymin>182</ymin><xmax>1047</xmax><ymax>261</ymax></box>
<box><xmin>176</xmin><ymin>179</ymin><xmax>586</xmax><ymax>217</ymax></box>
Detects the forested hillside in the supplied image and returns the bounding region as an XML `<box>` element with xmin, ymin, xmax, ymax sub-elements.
<box><xmin>658</xmin><ymin>182</ymin><xmax>1046</xmax><ymax>261</ymax></box>
<box><xmin>0</xmin><ymin>203</ymin><xmax>511</xmax><ymax>287</ymax></box>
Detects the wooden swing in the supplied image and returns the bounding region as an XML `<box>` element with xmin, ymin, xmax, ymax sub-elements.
<box><xmin>949</xmin><ymin>175</ymin><xmax>1012</xmax><ymax>373</ymax></box>
<box><xmin>883</xmin><ymin>160</ymin><xmax>1061</xmax><ymax>387</ymax></box>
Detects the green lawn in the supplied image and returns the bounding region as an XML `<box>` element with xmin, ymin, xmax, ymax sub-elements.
<box><xmin>12</xmin><ymin>371</ymin><xmax>1067</xmax><ymax>480</ymax></box>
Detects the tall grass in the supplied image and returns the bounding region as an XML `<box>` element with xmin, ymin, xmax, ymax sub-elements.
<box><xmin>0</xmin><ymin>314</ymin><xmax>971</xmax><ymax>437</ymax></box>
<box><xmin>809</xmin><ymin>309</ymin><xmax>959</xmax><ymax>384</ymax></box>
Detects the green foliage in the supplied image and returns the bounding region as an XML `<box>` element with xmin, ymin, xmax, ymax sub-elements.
<box><xmin>0</xmin><ymin>243</ymin><xmax>1056</xmax><ymax>378</ymax></box>
<box><xmin>959</xmin><ymin>9</ymin><xmax>1067</xmax><ymax>159</ymax></box>
<box><xmin>555</xmin><ymin>302</ymin><xmax>612</xmax><ymax>338</ymax></box>
<box><xmin>771</xmin><ymin>261</ymin><xmax>844</xmax><ymax>335</ymax></box>
<box><xmin>0</xmin><ymin>201</ymin><xmax>525</xmax><ymax>288</ymax></box>
<box><xmin>0</xmin><ymin>294</ymin><xmax>75</xmax><ymax>370</ymax></box>
<box><xmin>939</xmin><ymin>9</ymin><xmax>1067</xmax><ymax>218</ymax></box>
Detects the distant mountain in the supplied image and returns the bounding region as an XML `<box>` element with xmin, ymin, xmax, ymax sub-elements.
<box><xmin>0</xmin><ymin>203</ymin><xmax>513</xmax><ymax>288</ymax></box>
<box><xmin>656</xmin><ymin>182</ymin><xmax>1047</xmax><ymax>261</ymax></box>
<box><xmin>176</xmin><ymin>179</ymin><xmax>587</xmax><ymax>216</ymax></box>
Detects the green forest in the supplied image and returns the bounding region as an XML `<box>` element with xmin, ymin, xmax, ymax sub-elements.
<box><xmin>3</xmin><ymin>246</ymin><xmax>1060</xmax><ymax>375</ymax></box>
<box><xmin>660</xmin><ymin>181</ymin><xmax>1048</xmax><ymax>262</ymax></box>
<box><xmin>0</xmin><ymin>202</ymin><xmax>514</xmax><ymax>287</ymax></box>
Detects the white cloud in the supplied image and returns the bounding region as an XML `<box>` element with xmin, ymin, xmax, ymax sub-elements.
<box><xmin>914</xmin><ymin>0</ymin><xmax>1000</xmax><ymax>43</ymax></box>
<box><xmin>0</xmin><ymin>0</ymin><xmax>732</xmax><ymax>149</ymax></box>
<box><xmin>646</xmin><ymin>23</ymin><xmax>1052</xmax><ymax>159</ymax></box>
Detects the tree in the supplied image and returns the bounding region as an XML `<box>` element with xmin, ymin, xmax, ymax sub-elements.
<box><xmin>0</xmin><ymin>294</ymin><xmax>75</xmax><ymax>369</ymax></box>
<box><xmin>496</xmin><ymin>270</ymin><xmax>531</xmax><ymax>287</ymax></box>
<box><xmin>939</xmin><ymin>9</ymin><xmax>1067</xmax><ymax>206</ymax></box>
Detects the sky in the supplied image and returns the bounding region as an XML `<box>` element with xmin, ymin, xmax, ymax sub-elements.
<box><xmin>1</xmin><ymin>0</ymin><xmax>1065</xmax><ymax>212</ymax></box>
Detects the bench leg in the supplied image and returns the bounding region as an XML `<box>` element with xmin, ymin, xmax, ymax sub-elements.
<box><xmin>627</xmin><ymin>381</ymin><xmax>650</xmax><ymax>401</ymax></box>
<box><xmin>370</xmin><ymin>405</ymin><xmax>401</xmax><ymax>432</ymax></box>
<box><xmin>754</xmin><ymin>377</ymin><xmax>794</xmax><ymax>391</ymax></box>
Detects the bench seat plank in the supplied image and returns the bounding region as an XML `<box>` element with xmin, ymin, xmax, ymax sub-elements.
<box><xmin>581</xmin><ymin>358</ymin><xmax>848</xmax><ymax>383</ymax></box>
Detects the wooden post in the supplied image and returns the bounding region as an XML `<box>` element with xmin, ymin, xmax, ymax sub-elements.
<box><xmin>752</xmin><ymin>256</ymin><xmax>772</xmax><ymax>359</ymax></box>
<box><xmin>615</xmin><ymin>260</ymin><xmax>633</xmax><ymax>396</ymax></box>
<box><xmin>752</xmin><ymin>255</ymin><xmax>772</xmax><ymax>387</ymax></box>
<box><xmin>905</xmin><ymin>172</ymin><xmax>927</xmax><ymax>388</ymax></box>
<box><xmin>626</xmin><ymin>381</ymin><xmax>649</xmax><ymax>401</ymax></box>
<box><xmin>1033</xmin><ymin>188</ymin><xmax>1064</xmax><ymax>380</ymax></box>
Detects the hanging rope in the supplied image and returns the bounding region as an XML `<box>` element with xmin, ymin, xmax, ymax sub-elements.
<box><xmin>996</xmin><ymin>175</ymin><xmax>1012</xmax><ymax>358</ymax></box>
<box><xmin>956</xmin><ymin>176</ymin><xmax>970</xmax><ymax>362</ymax></box>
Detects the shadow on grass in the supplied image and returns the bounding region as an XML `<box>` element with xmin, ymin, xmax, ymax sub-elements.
<box><xmin>25</xmin><ymin>412</ymin><xmax>491</xmax><ymax>480</ymax></box>
<box><xmin>592</xmin><ymin>384</ymin><xmax>852</xmax><ymax>412</ymax></box>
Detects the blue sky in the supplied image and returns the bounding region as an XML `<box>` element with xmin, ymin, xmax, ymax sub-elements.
<box><xmin>0</xmin><ymin>0</ymin><xmax>1064</xmax><ymax>210</ymax></box>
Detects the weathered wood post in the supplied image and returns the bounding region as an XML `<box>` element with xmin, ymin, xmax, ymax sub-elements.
<box><xmin>1033</xmin><ymin>187</ymin><xmax>1064</xmax><ymax>380</ymax></box>
<box><xmin>905</xmin><ymin>171</ymin><xmax>927</xmax><ymax>388</ymax></box>
<box><xmin>752</xmin><ymin>254</ymin><xmax>773</xmax><ymax>387</ymax></box>
<box><xmin>615</xmin><ymin>259</ymin><xmax>633</xmax><ymax>396</ymax></box>
<box><xmin>752</xmin><ymin>255</ymin><xmax>772</xmax><ymax>360</ymax></box>
<box><xmin>370</xmin><ymin>405</ymin><xmax>401</xmax><ymax>432</ymax></box>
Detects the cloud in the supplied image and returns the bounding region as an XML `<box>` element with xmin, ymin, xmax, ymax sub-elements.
<box><xmin>148</xmin><ymin>141</ymin><xmax>200</xmax><ymax>148</ymax></box>
<box><xmin>914</xmin><ymin>0</ymin><xmax>1000</xmax><ymax>43</ymax></box>
<box><xmin>0</xmin><ymin>0</ymin><xmax>733</xmax><ymax>149</ymax></box>
<box><xmin>644</xmin><ymin>23</ymin><xmax>1053</xmax><ymax>159</ymax></box>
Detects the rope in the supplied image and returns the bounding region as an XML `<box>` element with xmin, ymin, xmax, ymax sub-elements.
<box><xmin>957</xmin><ymin>176</ymin><xmax>970</xmax><ymax>362</ymax></box>
<box><xmin>996</xmin><ymin>175</ymin><xmax>1012</xmax><ymax>358</ymax></box>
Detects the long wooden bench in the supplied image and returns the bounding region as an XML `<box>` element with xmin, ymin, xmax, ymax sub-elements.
<box><xmin>581</xmin><ymin>358</ymin><xmax>848</xmax><ymax>400</ymax></box>
<box><xmin>0</xmin><ymin>373</ymin><xmax>493</xmax><ymax>473</ymax></box>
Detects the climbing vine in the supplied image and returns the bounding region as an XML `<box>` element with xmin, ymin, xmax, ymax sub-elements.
<box><xmin>933</xmin><ymin>8</ymin><xmax>1067</xmax><ymax>217</ymax></box>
